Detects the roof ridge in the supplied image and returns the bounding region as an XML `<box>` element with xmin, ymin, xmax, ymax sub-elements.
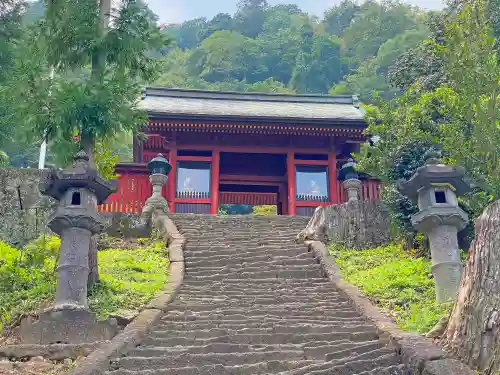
<box><xmin>144</xmin><ymin>87</ymin><xmax>356</xmax><ymax>105</ymax></box>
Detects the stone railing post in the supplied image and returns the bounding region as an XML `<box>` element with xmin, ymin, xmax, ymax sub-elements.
<box><xmin>338</xmin><ymin>158</ymin><xmax>362</xmax><ymax>202</ymax></box>
<box><xmin>141</xmin><ymin>153</ymin><xmax>172</xmax><ymax>221</ymax></box>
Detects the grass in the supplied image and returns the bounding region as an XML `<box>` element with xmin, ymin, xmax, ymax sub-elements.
<box><xmin>0</xmin><ymin>236</ymin><xmax>168</xmax><ymax>335</ymax></box>
<box><xmin>330</xmin><ymin>243</ymin><xmax>453</xmax><ymax>334</ymax></box>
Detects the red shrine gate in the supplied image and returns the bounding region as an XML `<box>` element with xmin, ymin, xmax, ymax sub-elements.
<box><xmin>98</xmin><ymin>88</ymin><xmax>381</xmax><ymax>216</ymax></box>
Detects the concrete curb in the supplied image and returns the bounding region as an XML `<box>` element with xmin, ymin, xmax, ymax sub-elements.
<box><xmin>67</xmin><ymin>210</ymin><xmax>185</xmax><ymax>375</ymax></box>
<box><xmin>306</xmin><ymin>240</ymin><xmax>475</xmax><ymax>375</ymax></box>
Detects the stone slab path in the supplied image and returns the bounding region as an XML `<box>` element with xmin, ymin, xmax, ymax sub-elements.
<box><xmin>106</xmin><ymin>215</ymin><xmax>408</xmax><ymax>375</ymax></box>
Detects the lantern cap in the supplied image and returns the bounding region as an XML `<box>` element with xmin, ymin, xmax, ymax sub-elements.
<box><xmin>39</xmin><ymin>150</ymin><xmax>117</xmax><ymax>204</ymax></box>
<box><xmin>338</xmin><ymin>158</ymin><xmax>358</xmax><ymax>181</ymax></box>
<box><xmin>146</xmin><ymin>153</ymin><xmax>172</xmax><ymax>175</ymax></box>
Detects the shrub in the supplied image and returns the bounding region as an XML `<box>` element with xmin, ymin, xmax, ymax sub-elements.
<box><xmin>0</xmin><ymin>236</ymin><xmax>168</xmax><ymax>335</ymax></box>
<box><xmin>332</xmin><ymin>243</ymin><xmax>452</xmax><ymax>333</ymax></box>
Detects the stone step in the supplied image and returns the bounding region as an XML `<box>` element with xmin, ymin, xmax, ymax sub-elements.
<box><xmin>112</xmin><ymin>351</ymin><xmax>307</xmax><ymax>370</ymax></box>
<box><xmin>148</xmin><ymin>324</ymin><xmax>376</xmax><ymax>339</ymax></box>
<box><xmin>106</xmin><ymin>360</ymin><xmax>317</xmax><ymax>375</ymax></box>
<box><xmin>356</xmin><ymin>364</ymin><xmax>410</xmax><ymax>375</ymax></box>
<box><xmin>176</xmin><ymin>286</ymin><xmax>335</xmax><ymax>295</ymax></box>
<box><xmin>184</xmin><ymin>270</ymin><xmax>325</xmax><ymax>281</ymax></box>
<box><xmin>185</xmin><ymin>253</ymin><xmax>316</xmax><ymax>266</ymax></box>
<box><xmin>164</xmin><ymin>301</ymin><xmax>353</xmax><ymax>313</ymax></box>
<box><xmin>182</xmin><ymin>233</ymin><xmax>303</xmax><ymax>238</ymax></box>
<box><xmin>171</xmin><ymin>298</ymin><xmax>347</xmax><ymax>307</ymax></box>
<box><xmin>142</xmin><ymin>332</ymin><xmax>379</xmax><ymax>347</ymax></box>
<box><xmin>105</xmin><ymin>214</ymin><xmax>403</xmax><ymax>375</ymax></box>
<box><xmin>183</xmin><ymin>248</ymin><xmax>309</xmax><ymax>258</ymax></box>
<box><xmin>129</xmin><ymin>340</ymin><xmax>385</xmax><ymax>361</ymax></box>
<box><xmin>288</xmin><ymin>349</ymin><xmax>399</xmax><ymax>375</ymax></box>
<box><xmin>183</xmin><ymin>263</ymin><xmax>321</xmax><ymax>273</ymax></box>
<box><xmin>154</xmin><ymin>318</ymin><xmax>370</xmax><ymax>331</ymax></box>
<box><xmin>161</xmin><ymin>309</ymin><xmax>363</xmax><ymax>322</ymax></box>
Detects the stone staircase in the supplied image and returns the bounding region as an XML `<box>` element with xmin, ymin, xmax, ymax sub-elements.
<box><xmin>106</xmin><ymin>214</ymin><xmax>409</xmax><ymax>375</ymax></box>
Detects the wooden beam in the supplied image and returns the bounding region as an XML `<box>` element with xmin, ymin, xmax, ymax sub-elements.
<box><xmin>294</xmin><ymin>159</ymin><xmax>329</xmax><ymax>166</ymax></box>
<box><xmin>210</xmin><ymin>149</ymin><xmax>220</xmax><ymax>215</ymax></box>
<box><xmin>176</xmin><ymin>198</ymin><xmax>211</xmax><ymax>204</ymax></box>
<box><xmin>328</xmin><ymin>152</ymin><xmax>339</xmax><ymax>204</ymax></box>
<box><xmin>219</xmin><ymin>174</ymin><xmax>286</xmax><ymax>183</ymax></box>
<box><xmin>287</xmin><ymin>152</ymin><xmax>296</xmax><ymax>216</ymax></box>
<box><xmin>167</xmin><ymin>148</ymin><xmax>177</xmax><ymax>212</ymax></box>
<box><xmin>175</xmin><ymin>145</ymin><xmax>331</xmax><ymax>155</ymax></box>
<box><xmin>177</xmin><ymin>155</ymin><xmax>213</xmax><ymax>162</ymax></box>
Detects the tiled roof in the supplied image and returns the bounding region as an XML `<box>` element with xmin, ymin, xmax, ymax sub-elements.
<box><xmin>138</xmin><ymin>87</ymin><xmax>365</xmax><ymax>122</ymax></box>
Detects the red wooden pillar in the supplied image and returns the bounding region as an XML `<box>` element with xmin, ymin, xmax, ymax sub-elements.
<box><xmin>328</xmin><ymin>152</ymin><xmax>338</xmax><ymax>204</ymax></box>
<box><xmin>210</xmin><ymin>149</ymin><xmax>220</xmax><ymax>215</ymax></box>
<box><xmin>287</xmin><ymin>151</ymin><xmax>296</xmax><ymax>216</ymax></box>
<box><xmin>167</xmin><ymin>148</ymin><xmax>177</xmax><ymax>212</ymax></box>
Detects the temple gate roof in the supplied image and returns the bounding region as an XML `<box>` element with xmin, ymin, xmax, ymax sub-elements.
<box><xmin>138</xmin><ymin>87</ymin><xmax>365</xmax><ymax>124</ymax></box>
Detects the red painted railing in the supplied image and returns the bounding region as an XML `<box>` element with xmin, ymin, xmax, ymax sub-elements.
<box><xmin>220</xmin><ymin>192</ymin><xmax>277</xmax><ymax>206</ymax></box>
<box><xmin>339</xmin><ymin>179</ymin><xmax>381</xmax><ymax>203</ymax></box>
<box><xmin>98</xmin><ymin>165</ymin><xmax>381</xmax><ymax>215</ymax></box>
<box><xmin>98</xmin><ymin>164</ymin><xmax>151</xmax><ymax>215</ymax></box>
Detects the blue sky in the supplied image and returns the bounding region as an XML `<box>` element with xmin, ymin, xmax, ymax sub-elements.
<box><xmin>145</xmin><ymin>0</ymin><xmax>445</xmax><ymax>24</ymax></box>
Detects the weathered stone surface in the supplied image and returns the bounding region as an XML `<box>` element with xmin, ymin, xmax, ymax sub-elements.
<box><xmin>142</xmin><ymin>174</ymin><xmax>169</xmax><ymax>221</ymax></box>
<box><xmin>423</xmin><ymin>359</ymin><xmax>476</xmax><ymax>375</ymax></box>
<box><xmin>0</xmin><ymin>170</ymin><xmax>149</xmax><ymax>247</ymax></box>
<box><xmin>0</xmin><ymin>343</ymin><xmax>100</xmax><ymax>361</ymax></box>
<box><xmin>0</xmin><ymin>168</ymin><xmax>56</xmax><ymax>246</ymax></box>
<box><xmin>109</xmin><ymin>310</ymin><xmax>139</xmax><ymax>327</ymax></box>
<box><xmin>19</xmin><ymin>308</ymin><xmax>118</xmax><ymax>345</ymax></box>
<box><xmin>297</xmin><ymin>200</ymin><xmax>391</xmax><ymax>249</ymax></box>
<box><xmin>103</xmin><ymin>213</ymin><xmax>150</xmax><ymax>239</ymax></box>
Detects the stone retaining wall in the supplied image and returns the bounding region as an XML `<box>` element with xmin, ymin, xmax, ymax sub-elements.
<box><xmin>0</xmin><ymin>169</ymin><xmax>149</xmax><ymax>246</ymax></box>
<box><xmin>0</xmin><ymin>168</ymin><xmax>56</xmax><ymax>247</ymax></box>
<box><xmin>297</xmin><ymin>200</ymin><xmax>392</xmax><ymax>249</ymax></box>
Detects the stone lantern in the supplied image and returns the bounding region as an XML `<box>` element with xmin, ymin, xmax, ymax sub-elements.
<box><xmin>141</xmin><ymin>153</ymin><xmax>172</xmax><ymax>220</ymax></box>
<box><xmin>20</xmin><ymin>151</ymin><xmax>118</xmax><ymax>344</ymax></box>
<box><xmin>338</xmin><ymin>158</ymin><xmax>362</xmax><ymax>202</ymax></box>
<box><xmin>397</xmin><ymin>152</ymin><xmax>471</xmax><ymax>302</ymax></box>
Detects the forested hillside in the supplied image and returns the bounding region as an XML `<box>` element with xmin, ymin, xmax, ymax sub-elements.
<box><xmin>156</xmin><ymin>0</ymin><xmax>434</xmax><ymax>100</ymax></box>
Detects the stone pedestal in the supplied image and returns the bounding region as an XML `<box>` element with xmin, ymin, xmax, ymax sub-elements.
<box><xmin>342</xmin><ymin>178</ymin><xmax>362</xmax><ymax>202</ymax></box>
<box><xmin>142</xmin><ymin>173</ymin><xmax>169</xmax><ymax>220</ymax></box>
<box><xmin>412</xmin><ymin>208</ymin><xmax>468</xmax><ymax>302</ymax></box>
<box><xmin>19</xmin><ymin>310</ymin><xmax>117</xmax><ymax>345</ymax></box>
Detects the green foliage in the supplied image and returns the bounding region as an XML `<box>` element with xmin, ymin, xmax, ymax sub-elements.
<box><xmin>332</xmin><ymin>243</ymin><xmax>452</xmax><ymax>333</ymax></box>
<box><xmin>0</xmin><ymin>237</ymin><xmax>57</xmax><ymax>333</ymax></box>
<box><xmin>0</xmin><ymin>236</ymin><xmax>168</xmax><ymax>334</ymax></box>
<box><xmin>4</xmin><ymin>0</ymin><xmax>168</xmax><ymax>168</ymax></box>
<box><xmin>89</xmin><ymin>242</ymin><xmax>168</xmax><ymax>319</ymax></box>
<box><xmin>156</xmin><ymin>0</ymin><xmax>427</xmax><ymax>96</ymax></box>
<box><xmin>252</xmin><ymin>205</ymin><xmax>277</xmax><ymax>215</ymax></box>
<box><xmin>357</xmin><ymin>0</ymin><xmax>500</xmax><ymax>227</ymax></box>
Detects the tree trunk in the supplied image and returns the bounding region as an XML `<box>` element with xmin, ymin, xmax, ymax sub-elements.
<box><xmin>442</xmin><ymin>200</ymin><xmax>500</xmax><ymax>374</ymax></box>
<box><xmin>87</xmin><ymin>235</ymin><xmax>99</xmax><ymax>290</ymax></box>
<box><xmin>86</xmin><ymin>0</ymin><xmax>111</xmax><ymax>289</ymax></box>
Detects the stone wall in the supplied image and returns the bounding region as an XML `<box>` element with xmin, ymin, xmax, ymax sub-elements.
<box><xmin>0</xmin><ymin>168</ymin><xmax>56</xmax><ymax>247</ymax></box>
<box><xmin>0</xmin><ymin>169</ymin><xmax>150</xmax><ymax>247</ymax></box>
<box><xmin>297</xmin><ymin>200</ymin><xmax>392</xmax><ymax>249</ymax></box>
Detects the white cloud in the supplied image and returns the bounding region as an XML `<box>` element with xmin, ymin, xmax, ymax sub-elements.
<box><xmin>145</xmin><ymin>0</ymin><xmax>445</xmax><ymax>23</ymax></box>
<box><xmin>146</xmin><ymin>0</ymin><xmax>187</xmax><ymax>24</ymax></box>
